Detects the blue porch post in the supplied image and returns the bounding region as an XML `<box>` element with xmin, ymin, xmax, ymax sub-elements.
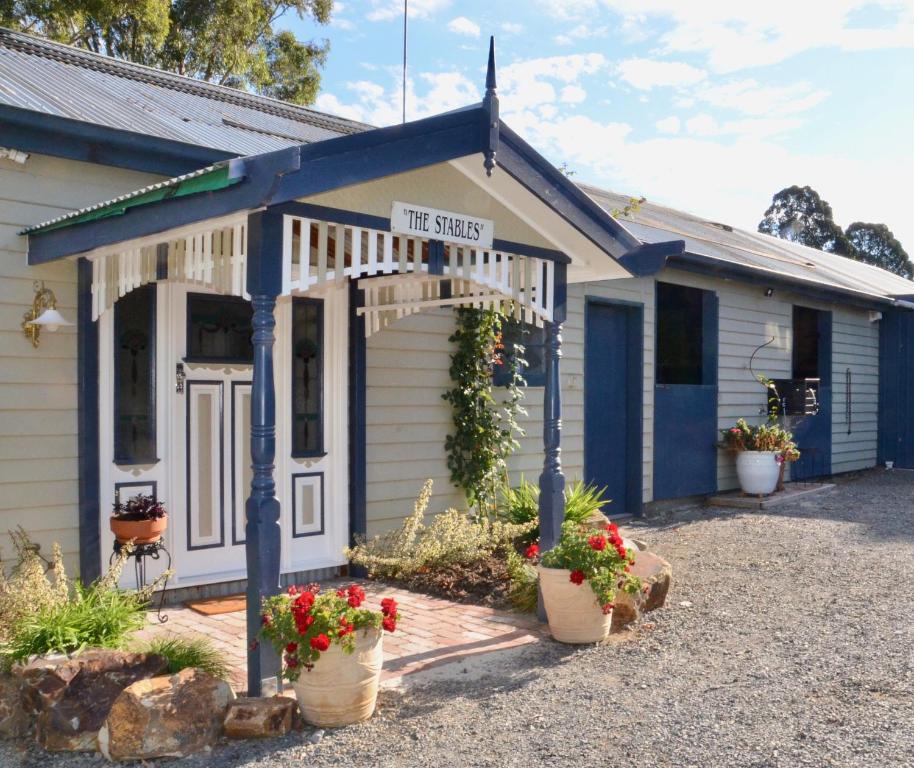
<box><xmin>245</xmin><ymin>209</ymin><xmax>283</xmax><ymax>696</ymax></box>
<box><xmin>538</xmin><ymin>262</ymin><xmax>567</xmax><ymax>621</ymax></box>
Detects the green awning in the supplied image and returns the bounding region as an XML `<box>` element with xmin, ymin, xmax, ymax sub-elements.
<box><xmin>27</xmin><ymin>164</ymin><xmax>242</xmax><ymax>235</ymax></box>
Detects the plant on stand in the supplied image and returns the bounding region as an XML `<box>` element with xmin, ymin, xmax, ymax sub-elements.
<box><xmin>259</xmin><ymin>584</ymin><xmax>400</xmax><ymax>727</ymax></box>
<box><xmin>529</xmin><ymin>519</ymin><xmax>641</xmax><ymax>643</ymax></box>
<box><xmin>110</xmin><ymin>494</ymin><xmax>168</xmax><ymax>545</ymax></box>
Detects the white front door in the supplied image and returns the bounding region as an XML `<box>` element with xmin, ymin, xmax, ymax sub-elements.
<box><xmin>167</xmin><ymin>283</ymin><xmax>349</xmax><ymax>587</ymax></box>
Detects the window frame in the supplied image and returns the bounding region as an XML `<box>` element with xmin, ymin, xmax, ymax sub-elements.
<box><xmin>113</xmin><ymin>284</ymin><xmax>157</xmax><ymax>465</ymax></box>
<box><xmin>655</xmin><ymin>281</ymin><xmax>714</xmax><ymax>386</ymax></box>
<box><xmin>290</xmin><ymin>296</ymin><xmax>325</xmax><ymax>459</ymax></box>
<box><xmin>185</xmin><ymin>292</ymin><xmax>254</xmax><ymax>365</ymax></box>
<box><xmin>493</xmin><ymin>317</ymin><xmax>547</xmax><ymax>388</ymax></box>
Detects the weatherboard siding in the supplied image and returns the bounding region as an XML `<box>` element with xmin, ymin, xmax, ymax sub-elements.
<box><xmin>0</xmin><ymin>153</ymin><xmax>160</xmax><ymax>575</ymax></box>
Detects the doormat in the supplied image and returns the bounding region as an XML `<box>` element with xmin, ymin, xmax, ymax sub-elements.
<box><xmin>186</xmin><ymin>595</ymin><xmax>246</xmax><ymax>616</ymax></box>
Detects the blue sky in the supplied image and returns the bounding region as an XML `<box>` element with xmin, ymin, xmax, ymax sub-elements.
<box><xmin>285</xmin><ymin>1</ymin><xmax>914</xmax><ymax>250</ymax></box>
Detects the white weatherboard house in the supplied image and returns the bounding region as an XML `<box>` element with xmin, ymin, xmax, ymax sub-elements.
<box><xmin>4</xmin><ymin>31</ymin><xmax>914</xmax><ymax>690</ymax></box>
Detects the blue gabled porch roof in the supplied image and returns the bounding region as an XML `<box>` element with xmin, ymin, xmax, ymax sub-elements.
<box><xmin>25</xmin><ymin>104</ymin><xmax>642</xmax><ymax>266</ymax></box>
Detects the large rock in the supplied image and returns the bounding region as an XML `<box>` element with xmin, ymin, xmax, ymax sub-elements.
<box><xmin>0</xmin><ymin>675</ymin><xmax>29</xmax><ymax>739</ymax></box>
<box><xmin>22</xmin><ymin>650</ymin><xmax>168</xmax><ymax>752</ymax></box>
<box><xmin>99</xmin><ymin>668</ymin><xmax>235</xmax><ymax>760</ymax></box>
<box><xmin>611</xmin><ymin>551</ymin><xmax>673</xmax><ymax>631</ymax></box>
<box><xmin>223</xmin><ymin>696</ymin><xmax>296</xmax><ymax>739</ymax></box>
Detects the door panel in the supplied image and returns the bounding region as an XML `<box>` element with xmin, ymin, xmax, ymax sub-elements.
<box><xmin>654</xmin><ymin>385</ymin><xmax>718</xmax><ymax>498</ymax></box>
<box><xmin>791</xmin><ymin>308</ymin><xmax>832</xmax><ymax>480</ymax></box>
<box><xmin>186</xmin><ymin>381</ymin><xmax>224</xmax><ymax>550</ymax></box>
<box><xmin>585</xmin><ymin>302</ymin><xmax>639</xmax><ymax>515</ymax></box>
<box><xmin>230</xmin><ymin>382</ymin><xmax>252</xmax><ymax>545</ymax></box>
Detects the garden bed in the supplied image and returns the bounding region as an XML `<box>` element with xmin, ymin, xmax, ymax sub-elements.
<box><xmin>398</xmin><ymin>553</ymin><xmax>513</xmax><ymax>609</ymax></box>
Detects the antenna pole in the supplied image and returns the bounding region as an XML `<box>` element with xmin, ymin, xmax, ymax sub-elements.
<box><xmin>402</xmin><ymin>0</ymin><xmax>408</xmax><ymax>123</ymax></box>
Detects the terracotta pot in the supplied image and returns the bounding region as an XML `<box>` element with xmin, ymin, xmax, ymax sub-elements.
<box><xmin>289</xmin><ymin>628</ymin><xmax>383</xmax><ymax>727</ymax></box>
<box><xmin>538</xmin><ymin>565</ymin><xmax>612</xmax><ymax>644</ymax></box>
<box><xmin>735</xmin><ymin>451</ymin><xmax>780</xmax><ymax>496</ymax></box>
<box><xmin>110</xmin><ymin>514</ymin><xmax>168</xmax><ymax>545</ymax></box>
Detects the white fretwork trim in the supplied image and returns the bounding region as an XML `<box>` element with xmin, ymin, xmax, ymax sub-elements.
<box><xmin>281</xmin><ymin>215</ymin><xmax>554</xmax><ymax>337</ymax></box>
<box><xmin>90</xmin><ymin>219</ymin><xmax>248</xmax><ymax>320</ymax></box>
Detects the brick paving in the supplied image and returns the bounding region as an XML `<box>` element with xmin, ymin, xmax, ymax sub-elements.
<box><xmin>137</xmin><ymin>581</ymin><xmax>545</xmax><ymax>694</ymax></box>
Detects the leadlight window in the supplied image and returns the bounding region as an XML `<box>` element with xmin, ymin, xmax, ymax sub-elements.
<box><xmin>656</xmin><ymin>282</ymin><xmax>705</xmax><ymax>385</ymax></box>
<box><xmin>292</xmin><ymin>298</ymin><xmax>324</xmax><ymax>457</ymax></box>
<box><xmin>186</xmin><ymin>293</ymin><xmax>253</xmax><ymax>363</ymax></box>
<box><xmin>114</xmin><ymin>285</ymin><xmax>156</xmax><ymax>464</ymax></box>
<box><xmin>493</xmin><ymin>317</ymin><xmax>546</xmax><ymax>387</ymax></box>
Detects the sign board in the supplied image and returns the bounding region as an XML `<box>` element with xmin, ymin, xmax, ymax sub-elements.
<box><xmin>391</xmin><ymin>201</ymin><xmax>494</xmax><ymax>249</ymax></box>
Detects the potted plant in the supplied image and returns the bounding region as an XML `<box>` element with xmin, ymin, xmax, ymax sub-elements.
<box><xmin>531</xmin><ymin>520</ymin><xmax>641</xmax><ymax>644</ymax></box>
<box><xmin>259</xmin><ymin>583</ymin><xmax>400</xmax><ymax>727</ymax></box>
<box><xmin>110</xmin><ymin>494</ymin><xmax>168</xmax><ymax>544</ymax></box>
<box><xmin>720</xmin><ymin>418</ymin><xmax>800</xmax><ymax>496</ymax></box>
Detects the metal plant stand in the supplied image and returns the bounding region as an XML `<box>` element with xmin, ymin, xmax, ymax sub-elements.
<box><xmin>110</xmin><ymin>539</ymin><xmax>171</xmax><ymax>623</ymax></box>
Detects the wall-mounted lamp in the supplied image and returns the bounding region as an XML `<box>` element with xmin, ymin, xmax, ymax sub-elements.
<box><xmin>764</xmin><ymin>287</ymin><xmax>774</xmax><ymax>298</ymax></box>
<box><xmin>22</xmin><ymin>281</ymin><xmax>72</xmax><ymax>348</ymax></box>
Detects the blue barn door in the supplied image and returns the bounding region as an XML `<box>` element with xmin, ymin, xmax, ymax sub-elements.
<box><xmin>584</xmin><ymin>300</ymin><xmax>643</xmax><ymax>516</ymax></box>
<box><xmin>790</xmin><ymin>307</ymin><xmax>832</xmax><ymax>480</ymax></box>
<box><xmin>879</xmin><ymin>309</ymin><xmax>914</xmax><ymax>468</ymax></box>
<box><xmin>653</xmin><ymin>284</ymin><xmax>719</xmax><ymax>500</ymax></box>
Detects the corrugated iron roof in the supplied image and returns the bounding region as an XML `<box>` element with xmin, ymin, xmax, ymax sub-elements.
<box><xmin>0</xmin><ymin>28</ymin><xmax>370</xmax><ymax>155</ymax></box>
<box><xmin>583</xmin><ymin>185</ymin><xmax>914</xmax><ymax>300</ymax></box>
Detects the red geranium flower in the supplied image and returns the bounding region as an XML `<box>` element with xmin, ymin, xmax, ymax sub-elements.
<box><xmin>588</xmin><ymin>535</ymin><xmax>607</xmax><ymax>551</ymax></box>
<box><xmin>569</xmin><ymin>569</ymin><xmax>585</xmax><ymax>585</ymax></box>
<box><xmin>381</xmin><ymin>597</ymin><xmax>398</xmax><ymax>616</ymax></box>
<box><xmin>382</xmin><ymin>616</ymin><xmax>397</xmax><ymax>632</ymax></box>
<box><xmin>336</xmin><ymin>589</ymin><xmax>346</xmax><ymax>598</ymax></box>
<box><xmin>285</xmin><ymin>642</ymin><xmax>298</xmax><ymax>653</ymax></box>
<box><xmin>285</xmin><ymin>655</ymin><xmax>298</xmax><ymax>668</ymax></box>
<box><xmin>601</xmin><ymin>603</ymin><xmax>614</xmax><ymax>615</ymax></box>
<box><xmin>346</xmin><ymin>584</ymin><xmax>366</xmax><ymax>608</ymax></box>
<box><xmin>310</xmin><ymin>633</ymin><xmax>330</xmax><ymax>652</ymax></box>
<box><xmin>260</xmin><ymin>614</ymin><xmax>272</xmax><ymax>627</ymax></box>
<box><xmin>524</xmin><ymin>543</ymin><xmax>540</xmax><ymax>559</ymax></box>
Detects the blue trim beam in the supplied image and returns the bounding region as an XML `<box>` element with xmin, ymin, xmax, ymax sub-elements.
<box><xmin>348</xmin><ymin>280</ymin><xmax>368</xmax><ymax>577</ymax></box>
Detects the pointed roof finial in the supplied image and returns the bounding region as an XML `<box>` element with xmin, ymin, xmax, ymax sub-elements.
<box><xmin>485</xmin><ymin>35</ymin><xmax>497</xmax><ymax>95</ymax></box>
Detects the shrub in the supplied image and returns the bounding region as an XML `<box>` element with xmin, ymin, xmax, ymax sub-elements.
<box><xmin>143</xmin><ymin>636</ymin><xmax>228</xmax><ymax>678</ymax></box>
<box><xmin>0</xmin><ymin>536</ymin><xmax>166</xmax><ymax>668</ymax></box>
<box><xmin>505</xmin><ymin>548</ymin><xmax>538</xmax><ymax>614</ymax></box>
<box><xmin>346</xmin><ymin>479</ymin><xmax>536</xmax><ymax>580</ymax></box>
<box><xmin>497</xmin><ymin>478</ymin><xmax>610</xmax><ymax>543</ymax></box>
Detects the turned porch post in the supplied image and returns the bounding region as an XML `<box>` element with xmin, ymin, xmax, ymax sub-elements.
<box><xmin>245</xmin><ymin>210</ymin><xmax>283</xmax><ymax>696</ymax></box>
<box><xmin>538</xmin><ymin>262</ymin><xmax>567</xmax><ymax>621</ymax></box>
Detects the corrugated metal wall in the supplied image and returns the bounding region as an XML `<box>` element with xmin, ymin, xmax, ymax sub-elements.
<box><xmin>0</xmin><ymin>153</ymin><xmax>161</xmax><ymax>575</ymax></box>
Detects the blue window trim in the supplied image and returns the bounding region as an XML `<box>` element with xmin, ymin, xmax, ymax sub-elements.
<box><xmin>291</xmin><ymin>472</ymin><xmax>326</xmax><ymax>538</ymax></box>
<box><xmin>290</xmin><ymin>296</ymin><xmax>325</xmax><ymax>459</ymax></box>
<box><xmin>184</xmin><ymin>379</ymin><xmax>226</xmax><ymax>551</ymax></box>
<box><xmin>113</xmin><ymin>283</ymin><xmax>158</xmax><ymax>465</ymax></box>
<box><xmin>348</xmin><ymin>280</ymin><xmax>367</xmax><ymax>573</ymax></box>
<box><xmin>185</xmin><ymin>292</ymin><xmax>254</xmax><ymax>365</ymax></box>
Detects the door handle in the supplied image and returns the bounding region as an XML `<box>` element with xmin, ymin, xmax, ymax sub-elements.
<box><xmin>175</xmin><ymin>362</ymin><xmax>186</xmax><ymax>394</ymax></box>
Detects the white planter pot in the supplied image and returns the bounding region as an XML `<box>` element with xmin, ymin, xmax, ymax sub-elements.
<box><xmin>538</xmin><ymin>565</ymin><xmax>612</xmax><ymax>644</ymax></box>
<box><xmin>289</xmin><ymin>628</ymin><xmax>383</xmax><ymax>727</ymax></box>
<box><xmin>736</xmin><ymin>450</ymin><xmax>781</xmax><ymax>495</ymax></box>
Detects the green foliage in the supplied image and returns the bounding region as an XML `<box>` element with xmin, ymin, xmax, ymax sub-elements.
<box><xmin>1</xmin><ymin>580</ymin><xmax>147</xmax><ymax>666</ymax></box>
<box><xmin>345</xmin><ymin>479</ymin><xmax>536</xmax><ymax>580</ymax></box>
<box><xmin>1</xmin><ymin>1</ymin><xmax>333</xmax><ymax>105</ymax></box>
<box><xmin>505</xmin><ymin>548</ymin><xmax>538</xmax><ymax>614</ymax></box>
<box><xmin>143</xmin><ymin>635</ymin><xmax>228</xmax><ymax>677</ymax></box>
<box><xmin>442</xmin><ymin>308</ymin><xmax>526</xmax><ymax>513</ymax></box>
<box><xmin>846</xmin><ymin>222</ymin><xmax>913</xmax><ymax>279</ymax></box>
<box><xmin>540</xmin><ymin>519</ymin><xmax>640</xmax><ymax>609</ymax></box>
<box><xmin>758</xmin><ymin>185</ymin><xmax>850</xmax><ymax>254</ymax></box>
<box><xmin>720</xmin><ymin>417</ymin><xmax>799</xmax><ymax>461</ymax></box>
<box><xmin>0</xmin><ymin>532</ymin><xmax>167</xmax><ymax>667</ymax></box>
<box><xmin>497</xmin><ymin>477</ymin><xmax>610</xmax><ymax>543</ymax></box>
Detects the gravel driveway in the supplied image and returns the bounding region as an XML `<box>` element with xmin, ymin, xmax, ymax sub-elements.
<box><xmin>4</xmin><ymin>469</ymin><xmax>913</xmax><ymax>767</ymax></box>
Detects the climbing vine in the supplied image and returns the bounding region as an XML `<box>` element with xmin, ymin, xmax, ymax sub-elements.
<box><xmin>442</xmin><ymin>307</ymin><xmax>526</xmax><ymax>516</ymax></box>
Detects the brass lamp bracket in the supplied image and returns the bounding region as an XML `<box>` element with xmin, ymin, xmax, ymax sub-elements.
<box><xmin>22</xmin><ymin>280</ymin><xmax>57</xmax><ymax>348</ymax></box>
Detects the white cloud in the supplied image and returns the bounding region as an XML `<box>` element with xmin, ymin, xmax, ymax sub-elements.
<box><xmin>501</xmin><ymin>22</ymin><xmax>525</xmax><ymax>35</ymax></box>
<box><xmin>655</xmin><ymin>115</ymin><xmax>680</xmax><ymax>134</ymax></box>
<box><xmin>694</xmin><ymin>79</ymin><xmax>829</xmax><ymax>117</ymax></box>
<box><xmin>367</xmin><ymin>0</ymin><xmax>450</xmax><ymax>22</ymax></box>
<box><xmin>616</xmin><ymin>58</ymin><xmax>706</xmax><ymax>90</ymax></box>
<box><xmin>560</xmin><ymin>84</ymin><xmax>587</xmax><ymax>104</ymax></box>
<box><xmin>447</xmin><ymin>16</ymin><xmax>480</xmax><ymax>38</ymax></box>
